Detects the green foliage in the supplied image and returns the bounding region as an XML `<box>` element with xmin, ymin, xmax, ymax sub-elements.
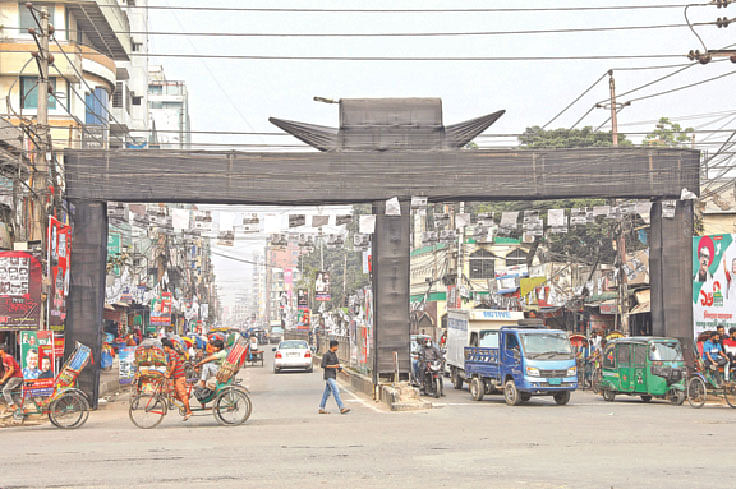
<box><xmin>643</xmin><ymin>117</ymin><xmax>693</xmax><ymax>148</ymax></box>
<box><xmin>519</xmin><ymin>126</ymin><xmax>632</xmax><ymax>148</ymax></box>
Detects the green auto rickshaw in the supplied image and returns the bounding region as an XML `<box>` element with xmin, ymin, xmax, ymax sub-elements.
<box><xmin>600</xmin><ymin>337</ymin><xmax>686</xmax><ymax>405</ymax></box>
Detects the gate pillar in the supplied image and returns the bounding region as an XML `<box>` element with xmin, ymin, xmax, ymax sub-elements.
<box><xmin>65</xmin><ymin>200</ymin><xmax>108</xmax><ymax>408</ymax></box>
<box><xmin>371</xmin><ymin>199</ymin><xmax>411</xmax><ymax>383</ymax></box>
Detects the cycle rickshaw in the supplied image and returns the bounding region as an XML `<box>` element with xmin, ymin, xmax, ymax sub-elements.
<box><xmin>129</xmin><ymin>339</ymin><xmax>252</xmax><ymax>428</ymax></box>
<box><xmin>2</xmin><ymin>342</ymin><xmax>92</xmax><ymax>429</ymax></box>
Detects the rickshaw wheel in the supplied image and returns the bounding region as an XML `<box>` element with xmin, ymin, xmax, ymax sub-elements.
<box><xmin>723</xmin><ymin>383</ymin><xmax>736</xmax><ymax>409</ymax></box>
<box><xmin>129</xmin><ymin>394</ymin><xmax>166</xmax><ymax>429</ymax></box>
<box><xmin>49</xmin><ymin>391</ymin><xmax>89</xmax><ymax>429</ymax></box>
<box><xmin>687</xmin><ymin>377</ymin><xmax>706</xmax><ymax>409</ymax></box>
<box><xmin>213</xmin><ymin>387</ymin><xmax>251</xmax><ymax>426</ymax></box>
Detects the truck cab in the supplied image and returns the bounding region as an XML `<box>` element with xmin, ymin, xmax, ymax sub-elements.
<box><xmin>463</xmin><ymin>326</ymin><xmax>577</xmax><ymax>406</ymax></box>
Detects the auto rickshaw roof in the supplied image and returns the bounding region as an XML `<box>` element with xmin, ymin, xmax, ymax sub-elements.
<box><xmin>609</xmin><ymin>336</ymin><xmax>680</xmax><ymax>344</ymax></box>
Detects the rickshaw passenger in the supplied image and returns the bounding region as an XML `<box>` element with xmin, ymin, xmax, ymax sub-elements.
<box><xmin>162</xmin><ymin>338</ymin><xmax>193</xmax><ymax>420</ymax></box>
<box><xmin>703</xmin><ymin>333</ymin><xmax>728</xmax><ymax>381</ymax></box>
<box><xmin>195</xmin><ymin>339</ymin><xmax>227</xmax><ymax>387</ymax></box>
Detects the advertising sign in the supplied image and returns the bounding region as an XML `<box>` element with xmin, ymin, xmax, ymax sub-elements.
<box><xmin>0</xmin><ymin>251</ymin><xmax>42</xmax><ymax>331</ymax></box>
<box><xmin>49</xmin><ymin>217</ymin><xmax>72</xmax><ymax>331</ymax></box>
<box><xmin>20</xmin><ymin>331</ymin><xmax>55</xmax><ymax>397</ymax></box>
<box><xmin>151</xmin><ymin>291</ymin><xmax>172</xmax><ymax>324</ymax></box>
<box><xmin>298</xmin><ymin>289</ymin><xmax>309</xmax><ymax>308</ymax></box>
<box><xmin>119</xmin><ymin>346</ymin><xmax>136</xmax><ymax>384</ymax></box>
<box><xmin>315</xmin><ymin>271</ymin><xmax>331</xmax><ymax>301</ymax></box>
<box><xmin>693</xmin><ymin>234</ymin><xmax>736</xmax><ymax>337</ymax></box>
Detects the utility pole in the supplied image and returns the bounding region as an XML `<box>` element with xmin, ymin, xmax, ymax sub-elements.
<box><xmin>30</xmin><ymin>5</ymin><xmax>52</xmax><ymax>330</ymax></box>
<box><xmin>608</xmin><ymin>70</ymin><xmax>618</xmax><ymax>147</ymax></box>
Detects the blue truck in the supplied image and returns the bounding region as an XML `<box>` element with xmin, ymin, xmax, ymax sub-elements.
<box><xmin>446</xmin><ymin>310</ymin><xmax>576</xmax><ymax>406</ymax></box>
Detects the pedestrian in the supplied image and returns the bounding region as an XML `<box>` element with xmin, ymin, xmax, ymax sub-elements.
<box><xmin>0</xmin><ymin>349</ymin><xmax>23</xmax><ymax>417</ymax></box>
<box><xmin>318</xmin><ymin>340</ymin><xmax>350</xmax><ymax>415</ymax></box>
<box><xmin>723</xmin><ymin>327</ymin><xmax>736</xmax><ymax>381</ymax></box>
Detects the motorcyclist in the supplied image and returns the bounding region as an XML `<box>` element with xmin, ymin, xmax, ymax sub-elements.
<box><xmin>418</xmin><ymin>338</ymin><xmax>442</xmax><ymax>391</ymax></box>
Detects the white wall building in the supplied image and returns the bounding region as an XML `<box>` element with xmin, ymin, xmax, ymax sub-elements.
<box><xmin>148</xmin><ymin>65</ymin><xmax>191</xmax><ymax>149</ymax></box>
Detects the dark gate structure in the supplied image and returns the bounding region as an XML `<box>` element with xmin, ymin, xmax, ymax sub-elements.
<box><xmin>63</xmin><ymin>98</ymin><xmax>699</xmax><ymax>405</ymax></box>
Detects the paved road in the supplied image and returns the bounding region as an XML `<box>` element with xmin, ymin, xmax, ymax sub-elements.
<box><xmin>2</xmin><ymin>352</ymin><xmax>734</xmax><ymax>489</ymax></box>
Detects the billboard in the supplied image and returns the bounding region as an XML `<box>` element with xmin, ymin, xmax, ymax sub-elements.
<box><xmin>0</xmin><ymin>251</ymin><xmax>42</xmax><ymax>331</ymax></box>
<box><xmin>693</xmin><ymin>234</ymin><xmax>736</xmax><ymax>338</ymax></box>
<box><xmin>297</xmin><ymin>289</ymin><xmax>309</xmax><ymax>308</ymax></box>
<box><xmin>20</xmin><ymin>331</ymin><xmax>55</xmax><ymax>397</ymax></box>
<box><xmin>151</xmin><ymin>291</ymin><xmax>172</xmax><ymax>324</ymax></box>
<box><xmin>315</xmin><ymin>271</ymin><xmax>331</xmax><ymax>301</ymax></box>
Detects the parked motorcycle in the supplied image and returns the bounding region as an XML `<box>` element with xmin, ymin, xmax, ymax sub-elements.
<box><xmin>421</xmin><ymin>359</ymin><xmax>444</xmax><ymax>398</ymax></box>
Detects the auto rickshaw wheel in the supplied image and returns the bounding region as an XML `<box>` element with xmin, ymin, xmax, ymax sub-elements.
<box><xmin>470</xmin><ymin>377</ymin><xmax>484</xmax><ymax>401</ymax></box>
<box><xmin>723</xmin><ymin>383</ymin><xmax>736</xmax><ymax>409</ymax></box>
<box><xmin>602</xmin><ymin>389</ymin><xmax>616</xmax><ymax>402</ymax></box>
<box><xmin>687</xmin><ymin>377</ymin><xmax>706</xmax><ymax>409</ymax></box>
<box><xmin>668</xmin><ymin>388</ymin><xmax>685</xmax><ymax>406</ymax></box>
<box><xmin>640</xmin><ymin>395</ymin><xmax>652</xmax><ymax>402</ymax></box>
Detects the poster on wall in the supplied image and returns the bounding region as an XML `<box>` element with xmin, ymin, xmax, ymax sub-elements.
<box><xmin>315</xmin><ymin>271</ymin><xmax>331</xmax><ymax>301</ymax></box>
<box><xmin>298</xmin><ymin>289</ymin><xmax>309</xmax><ymax>308</ymax></box>
<box><xmin>150</xmin><ymin>291</ymin><xmax>172</xmax><ymax>324</ymax></box>
<box><xmin>119</xmin><ymin>346</ymin><xmax>136</xmax><ymax>384</ymax></box>
<box><xmin>48</xmin><ymin>217</ymin><xmax>71</xmax><ymax>331</ymax></box>
<box><xmin>693</xmin><ymin>234</ymin><xmax>736</xmax><ymax>338</ymax></box>
<box><xmin>0</xmin><ymin>251</ymin><xmax>42</xmax><ymax>331</ymax></box>
<box><xmin>20</xmin><ymin>331</ymin><xmax>55</xmax><ymax>397</ymax></box>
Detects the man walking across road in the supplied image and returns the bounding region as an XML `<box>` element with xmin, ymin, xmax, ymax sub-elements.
<box><xmin>319</xmin><ymin>340</ymin><xmax>350</xmax><ymax>415</ymax></box>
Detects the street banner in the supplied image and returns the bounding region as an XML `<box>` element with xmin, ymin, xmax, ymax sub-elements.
<box><xmin>315</xmin><ymin>271</ymin><xmax>331</xmax><ymax>301</ymax></box>
<box><xmin>0</xmin><ymin>251</ymin><xmax>42</xmax><ymax>331</ymax></box>
<box><xmin>312</xmin><ymin>215</ymin><xmax>329</xmax><ymax>227</ymax></box>
<box><xmin>151</xmin><ymin>291</ymin><xmax>172</xmax><ymax>324</ymax></box>
<box><xmin>693</xmin><ymin>234</ymin><xmax>736</xmax><ymax>337</ymax></box>
<box><xmin>359</xmin><ymin>215</ymin><xmax>376</xmax><ymax>234</ymax></box>
<box><xmin>335</xmin><ymin>214</ymin><xmax>353</xmax><ymax>226</ymax></box>
<box><xmin>20</xmin><ymin>331</ymin><xmax>55</xmax><ymax>397</ymax></box>
<box><xmin>119</xmin><ymin>346</ymin><xmax>136</xmax><ymax>384</ymax></box>
<box><xmin>289</xmin><ymin>214</ymin><xmax>306</xmax><ymax>228</ymax></box>
<box><xmin>298</xmin><ymin>289</ymin><xmax>309</xmax><ymax>308</ymax></box>
<box><xmin>48</xmin><ymin>217</ymin><xmax>71</xmax><ymax>331</ymax></box>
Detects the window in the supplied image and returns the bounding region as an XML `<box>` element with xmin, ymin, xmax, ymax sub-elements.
<box><xmin>19</xmin><ymin>3</ymin><xmax>55</xmax><ymax>30</ymax></box>
<box><xmin>85</xmin><ymin>87</ymin><xmax>109</xmax><ymax>125</ymax></box>
<box><xmin>469</xmin><ymin>249</ymin><xmax>495</xmax><ymax>279</ymax></box>
<box><xmin>132</xmin><ymin>42</ymin><xmax>143</xmax><ymax>52</ymax></box>
<box><xmin>506</xmin><ymin>334</ymin><xmax>519</xmax><ymax>351</ymax></box>
<box><xmin>132</xmin><ymin>96</ymin><xmax>142</xmax><ymax>106</ymax></box>
<box><xmin>20</xmin><ymin>76</ymin><xmax>56</xmax><ymax>110</ymax></box>
<box><xmin>162</xmin><ymin>101</ymin><xmax>182</xmax><ymax>110</ymax></box>
<box><xmin>148</xmin><ymin>85</ymin><xmax>162</xmax><ymax>95</ymax></box>
<box><xmin>633</xmin><ymin>344</ymin><xmax>647</xmax><ymax>366</ymax></box>
<box><xmin>478</xmin><ymin>330</ymin><xmax>499</xmax><ymax>348</ymax></box>
<box><xmin>505</xmin><ymin>248</ymin><xmax>528</xmax><ymax>267</ymax></box>
<box><xmin>602</xmin><ymin>345</ymin><xmax>616</xmax><ymax>368</ymax></box>
<box><xmin>616</xmin><ymin>344</ymin><xmax>630</xmax><ymax>366</ymax></box>
<box><xmin>112</xmin><ymin>82</ymin><xmax>125</xmax><ymax>108</ymax></box>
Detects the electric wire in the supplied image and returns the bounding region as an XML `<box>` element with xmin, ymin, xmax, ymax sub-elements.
<box><xmin>94</xmin><ymin>3</ymin><xmax>712</xmax><ymax>12</ymax></box>
<box><xmin>542</xmin><ymin>72</ymin><xmax>607</xmax><ymax>129</ymax></box>
<box><xmin>0</xmin><ymin>22</ymin><xmax>723</xmax><ymax>38</ymax></box>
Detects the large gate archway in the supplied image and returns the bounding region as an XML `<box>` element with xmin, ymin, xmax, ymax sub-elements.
<box><xmin>63</xmin><ymin>98</ymin><xmax>699</xmax><ymax>405</ymax></box>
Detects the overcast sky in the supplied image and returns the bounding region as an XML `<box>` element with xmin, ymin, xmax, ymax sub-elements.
<box><xmin>147</xmin><ymin>0</ymin><xmax>736</xmax><ymax>308</ymax></box>
<box><xmin>149</xmin><ymin>0</ymin><xmax>736</xmax><ymax>149</ymax></box>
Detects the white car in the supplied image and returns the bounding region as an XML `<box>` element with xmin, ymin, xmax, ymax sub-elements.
<box><xmin>273</xmin><ymin>340</ymin><xmax>313</xmax><ymax>373</ymax></box>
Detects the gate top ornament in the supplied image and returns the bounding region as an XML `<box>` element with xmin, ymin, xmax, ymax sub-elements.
<box><xmin>269</xmin><ymin>98</ymin><xmax>505</xmax><ymax>152</ymax></box>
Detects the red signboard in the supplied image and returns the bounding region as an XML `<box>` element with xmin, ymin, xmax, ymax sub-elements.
<box><xmin>0</xmin><ymin>251</ymin><xmax>42</xmax><ymax>331</ymax></box>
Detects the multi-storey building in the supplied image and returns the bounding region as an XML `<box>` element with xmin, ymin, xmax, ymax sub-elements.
<box><xmin>147</xmin><ymin>65</ymin><xmax>191</xmax><ymax>149</ymax></box>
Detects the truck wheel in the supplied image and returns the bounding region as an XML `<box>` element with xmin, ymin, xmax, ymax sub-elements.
<box><xmin>554</xmin><ymin>391</ymin><xmax>571</xmax><ymax>405</ymax></box>
<box><xmin>453</xmin><ymin>369</ymin><xmax>463</xmax><ymax>390</ymax></box>
<box><xmin>520</xmin><ymin>393</ymin><xmax>532</xmax><ymax>403</ymax></box>
<box><xmin>504</xmin><ymin>380</ymin><xmax>521</xmax><ymax>406</ymax></box>
<box><xmin>470</xmin><ymin>378</ymin><xmax>484</xmax><ymax>401</ymax></box>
